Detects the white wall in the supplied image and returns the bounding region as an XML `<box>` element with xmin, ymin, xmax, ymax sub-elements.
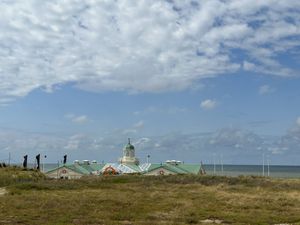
<box><xmin>46</xmin><ymin>167</ymin><xmax>83</xmax><ymax>179</ymax></box>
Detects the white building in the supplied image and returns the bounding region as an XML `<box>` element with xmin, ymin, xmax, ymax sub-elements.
<box><xmin>46</xmin><ymin>139</ymin><xmax>204</xmax><ymax>179</ymax></box>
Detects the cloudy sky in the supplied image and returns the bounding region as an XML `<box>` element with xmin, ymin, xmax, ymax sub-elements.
<box><xmin>0</xmin><ymin>0</ymin><xmax>300</xmax><ymax>165</ymax></box>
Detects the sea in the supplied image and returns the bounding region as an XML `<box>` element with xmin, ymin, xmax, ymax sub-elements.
<box><xmin>39</xmin><ymin>163</ymin><xmax>300</xmax><ymax>178</ymax></box>
<box><xmin>203</xmin><ymin>164</ymin><xmax>300</xmax><ymax>178</ymax></box>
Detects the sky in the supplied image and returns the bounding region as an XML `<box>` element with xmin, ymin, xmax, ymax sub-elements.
<box><xmin>0</xmin><ymin>0</ymin><xmax>300</xmax><ymax>165</ymax></box>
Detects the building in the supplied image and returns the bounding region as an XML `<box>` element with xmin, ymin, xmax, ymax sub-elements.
<box><xmin>118</xmin><ymin>138</ymin><xmax>139</xmax><ymax>165</ymax></box>
<box><xmin>46</xmin><ymin>139</ymin><xmax>204</xmax><ymax>179</ymax></box>
<box><xmin>46</xmin><ymin>161</ymin><xmax>106</xmax><ymax>179</ymax></box>
<box><xmin>142</xmin><ymin>161</ymin><xmax>203</xmax><ymax>176</ymax></box>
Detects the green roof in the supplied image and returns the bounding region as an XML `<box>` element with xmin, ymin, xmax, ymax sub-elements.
<box><xmin>176</xmin><ymin>164</ymin><xmax>201</xmax><ymax>174</ymax></box>
<box><xmin>125</xmin><ymin>143</ymin><xmax>135</xmax><ymax>150</ymax></box>
<box><xmin>143</xmin><ymin>163</ymin><xmax>201</xmax><ymax>175</ymax></box>
<box><xmin>89</xmin><ymin>163</ymin><xmax>106</xmax><ymax>171</ymax></box>
<box><xmin>164</xmin><ymin>164</ymin><xmax>189</xmax><ymax>174</ymax></box>
<box><xmin>46</xmin><ymin>162</ymin><xmax>201</xmax><ymax>175</ymax></box>
<box><xmin>45</xmin><ymin>164</ymin><xmax>69</xmax><ymax>174</ymax></box>
<box><xmin>79</xmin><ymin>164</ymin><xmax>105</xmax><ymax>173</ymax></box>
<box><xmin>124</xmin><ymin>138</ymin><xmax>135</xmax><ymax>150</ymax></box>
<box><xmin>69</xmin><ymin>164</ymin><xmax>90</xmax><ymax>174</ymax></box>
<box><xmin>143</xmin><ymin>164</ymin><xmax>183</xmax><ymax>174</ymax></box>
<box><xmin>123</xmin><ymin>163</ymin><xmax>142</xmax><ymax>172</ymax></box>
<box><xmin>45</xmin><ymin>163</ymin><xmax>105</xmax><ymax>175</ymax></box>
<box><xmin>146</xmin><ymin>164</ymin><xmax>162</xmax><ymax>171</ymax></box>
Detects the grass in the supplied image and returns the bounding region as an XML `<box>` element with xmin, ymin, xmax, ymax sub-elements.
<box><xmin>0</xmin><ymin>166</ymin><xmax>46</xmax><ymax>187</ymax></box>
<box><xmin>1</xmin><ymin>167</ymin><xmax>300</xmax><ymax>224</ymax></box>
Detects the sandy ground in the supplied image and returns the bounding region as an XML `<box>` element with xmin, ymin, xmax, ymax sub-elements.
<box><xmin>0</xmin><ymin>188</ymin><xmax>7</xmax><ymax>196</ymax></box>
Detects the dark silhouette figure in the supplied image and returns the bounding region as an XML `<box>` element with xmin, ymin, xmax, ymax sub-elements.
<box><xmin>36</xmin><ymin>154</ymin><xmax>40</xmax><ymax>170</ymax></box>
<box><xmin>23</xmin><ymin>155</ymin><xmax>28</xmax><ymax>169</ymax></box>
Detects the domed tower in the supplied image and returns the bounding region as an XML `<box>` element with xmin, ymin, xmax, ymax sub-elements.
<box><xmin>119</xmin><ymin>138</ymin><xmax>139</xmax><ymax>165</ymax></box>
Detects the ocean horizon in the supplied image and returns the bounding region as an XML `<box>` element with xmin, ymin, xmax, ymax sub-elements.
<box><xmin>17</xmin><ymin>163</ymin><xmax>300</xmax><ymax>179</ymax></box>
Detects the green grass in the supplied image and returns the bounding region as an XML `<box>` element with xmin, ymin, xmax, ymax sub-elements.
<box><xmin>1</xmin><ymin>167</ymin><xmax>300</xmax><ymax>224</ymax></box>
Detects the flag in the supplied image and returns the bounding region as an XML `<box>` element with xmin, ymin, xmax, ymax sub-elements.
<box><xmin>63</xmin><ymin>154</ymin><xmax>67</xmax><ymax>164</ymax></box>
<box><xmin>36</xmin><ymin>154</ymin><xmax>40</xmax><ymax>170</ymax></box>
<box><xmin>23</xmin><ymin>155</ymin><xmax>28</xmax><ymax>168</ymax></box>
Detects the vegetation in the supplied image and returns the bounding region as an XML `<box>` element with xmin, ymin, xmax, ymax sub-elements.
<box><xmin>1</xmin><ymin>167</ymin><xmax>300</xmax><ymax>224</ymax></box>
<box><xmin>0</xmin><ymin>166</ymin><xmax>45</xmax><ymax>187</ymax></box>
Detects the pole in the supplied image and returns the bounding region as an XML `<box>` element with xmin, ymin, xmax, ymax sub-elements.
<box><xmin>213</xmin><ymin>153</ymin><xmax>216</xmax><ymax>175</ymax></box>
<box><xmin>8</xmin><ymin>152</ymin><xmax>11</xmax><ymax>166</ymax></box>
<box><xmin>57</xmin><ymin>160</ymin><xmax>59</xmax><ymax>179</ymax></box>
<box><xmin>262</xmin><ymin>153</ymin><xmax>265</xmax><ymax>176</ymax></box>
<box><xmin>221</xmin><ymin>154</ymin><xmax>224</xmax><ymax>175</ymax></box>
<box><xmin>267</xmin><ymin>155</ymin><xmax>270</xmax><ymax>177</ymax></box>
<box><xmin>42</xmin><ymin>155</ymin><xmax>45</xmax><ymax>173</ymax></box>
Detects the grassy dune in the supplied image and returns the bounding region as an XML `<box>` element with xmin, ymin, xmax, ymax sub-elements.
<box><xmin>0</xmin><ymin>167</ymin><xmax>300</xmax><ymax>225</ymax></box>
<box><xmin>0</xmin><ymin>166</ymin><xmax>45</xmax><ymax>187</ymax></box>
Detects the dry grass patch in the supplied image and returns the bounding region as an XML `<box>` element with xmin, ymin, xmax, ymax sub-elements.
<box><xmin>1</xmin><ymin>173</ymin><xmax>300</xmax><ymax>224</ymax></box>
<box><xmin>0</xmin><ymin>187</ymin><xmax>7</xmax><ymax>196</ymax></box>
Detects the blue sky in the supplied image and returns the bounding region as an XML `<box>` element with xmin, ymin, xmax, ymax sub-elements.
<box><xmin>0</xmin><ymin>0</ymin><xmax>300</xmax><ymax>165</ymax></box>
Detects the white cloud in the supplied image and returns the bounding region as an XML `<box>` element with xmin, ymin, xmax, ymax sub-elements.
<box><xmin>64</xmin><ymin>114</ymin><xmax>75</xmax><ymax>119</ymax></box>
<box><xmin>133</xmin><ymin>111</ymin><xmax>141</xmax><ymax>116</ymax></box>
<box><xmin>0</xmin><ymin>126</ymin><xmax>300</xmax><ymax>164</ymax></box>
<box><xmin>122</xmin><ymin>129</ymin><xmax>137</xmax><ymax>135</ymax></box>
<box><xmin>297</xmin><ymin>117</ymin><xmax>300</xmax><ymax>126</ymax></box>
<box><xmin>133</xmin><ymin>137</ymin><xmax>151</xmax><ymax>149</ymax></box>
<box><xmin>72</xmin><ymin>115</ymin><xmax>89</xmax><ymax>124</ymax></box>
<box><xmin>0</xmin><ymin>0</ymin><xmax>299</xmax><ymax>102</ymax></box>
<box><xmin>134</xmin><ymin>106</ymin><xmax>188</xmax><ymax>115</ymax></box>
<box><xmin>133</xmin><ymin>120</ymin><xmax>144</xmax><ymax>129</ymax></box>
<box><xmin>65</xmin><ymin>114</ymin><xmax>89</xmax><ymax>124</ymax></box>
<box><xmin>64</xmin><ymin>134</ymin><xmax>85</xmax><ymax>150</ymax></box>
<box><xmin>259</xmin><ymin>85</ymin><xmax>275</xmax><ymax>95</ymax></box>
<box><xmin>200</xmin><ymin>99</ymin><xmax>217</xmax><ymax>110</ymax></box>
<box><xmin>243</xmin><ymin>61</ymin><xmax>256</xmax><ymax>71</ymax></box>
<box><xmin>268</xmin><ymin>146</ymin><xmax>283</xmax><ymax>155</ymax></box>
<box><xmin>121</xmin><ymin>120</ymin><xmax>145</xmax><ymax>135</ymax></box>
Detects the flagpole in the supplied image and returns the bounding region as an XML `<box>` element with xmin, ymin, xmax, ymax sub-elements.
<box><xmin>267</xmin><ymin>155</ymin><xmax>270</xmax><ymax>177</ymax></box>
<box><xmin>262</xmin><ymin>153</ymin><xmax>265</xmax><ymax>176</ymax></box>
<box><xmin>220</xmin><ymin>154</ymin><xmax>224</xmax><ymax>175</ymax></box>
<box><xmin>57</xmin><ymin>160</ymin><xmax>59</xmax><ymax>179</ymax></box>
<box><xmin>213</xmin><ymin>153</ymin><xmax>216</xmax><ymax>175</ymax></box>
<box><xmin>8</xmin><ymin>152</ymin><xmax>11</xmax><ymax>166</ymax></box>
<box><xmin>42</xmin><ymin>155</ymin><xmax>44</xmax><ymax>172</ymax></box>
